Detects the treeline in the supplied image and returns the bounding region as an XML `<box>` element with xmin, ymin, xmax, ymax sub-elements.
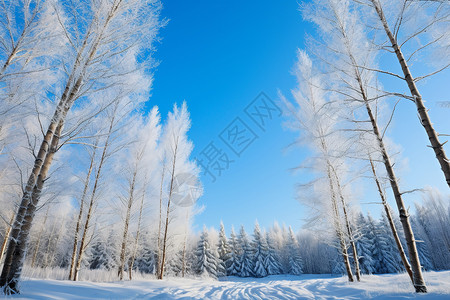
<box><xmin>2</xmin><ymin>191</ymin><xmax>446</xmax><ymax>281</ymax></box>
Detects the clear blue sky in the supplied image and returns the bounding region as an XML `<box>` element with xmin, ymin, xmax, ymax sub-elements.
<box><xmin>149</xmin><ymin>0</ymin><xmax>450</xmax><ymax>233</ymax></box>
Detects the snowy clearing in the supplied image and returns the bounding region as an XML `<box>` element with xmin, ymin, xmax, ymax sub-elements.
<box><xmin>7</xmin><ymin>271</ymin><xmax>450</xmax><ymax>300</ymax></box>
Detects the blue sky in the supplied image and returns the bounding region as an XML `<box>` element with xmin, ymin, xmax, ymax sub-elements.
<box><xmin>149</xmin><ymin>0</ymin><xmax>450</xmax><ymax>233</ymax></box>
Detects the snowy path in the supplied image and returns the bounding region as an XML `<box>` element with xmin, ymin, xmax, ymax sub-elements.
<box><xmin>9</xmin><ymin>271</ymin><xmax>450</xmax><ymax>299</ymax></box>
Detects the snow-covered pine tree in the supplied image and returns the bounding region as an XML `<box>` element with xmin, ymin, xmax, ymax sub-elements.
<box><xmin>410</xmin><ymin>219</ymin><xmax>434</xmax><ymax>271</ymax></box>
<box><xmin>134</xmin><ymin>243</ymin><xmax>155</xmax><ymax>275</ymax></box>
<box><xmin>226</xmin><ymin>227</ymin><xmax>241</xmax><ymax>276</ymax></box>
<box><xmin>88</xmin><ymin>240</ymin><xmax>109</xmax><ymax>270</ymax></box>
<box><xmin>366</xmin><ymin>214</ymin><xmax>400</xmax><ymax>274</ymax></box>
<box><xmin>331</xmin><ymin>250</ymin><xmax>346</xmax><ymax>275</ymax></box>
<box><xmin>379</xmin><ymin>213</ymin><xmax>404</xmax><ymax>273</ymax></box>
<box><xmin>167</xmin><ymin>250</ymin><xmax>183</xmax><ymax>277</ymax></box>
<box><xmin>217</xmin><ymin>222</ymin><xmax>229</xmax><ymax>277</ymax></box>
<box><xmin>237</xmin><ymin>225</ymin><xmax>254</xmax><ymax>277</ymax></box>
<box><xmin>286</xmin><ymin>227</ymin><xmax>303</xmax><ymax>275</ymax></box>
<box><xmin>251</xmin><ymin>222</ymin><xmax>268</xmax><ymax>278</ymax></box>
<box><xmin>194</xmin><ymin>228</ymin><xmax>218</xmax><ymax>279</ymax></box>
<box><xmin>265</xmin><ymin>232</ymin><xmax>282</xmax><ymax>275</ymax></box>
<box><xmin>355</xmin><ymin>213</ymin><xmax>375</xmax><ymax>274</ymax></box>
<box><xmin>414</xmin><ymin>195</ymin><xmax>450</xmax><ymax>270</ymax></box>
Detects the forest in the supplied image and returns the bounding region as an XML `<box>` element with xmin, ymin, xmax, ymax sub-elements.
<box><xmin>0</xmin><ymin>0</ymin><xmax>449</xmax><ymax>298</ymax></box>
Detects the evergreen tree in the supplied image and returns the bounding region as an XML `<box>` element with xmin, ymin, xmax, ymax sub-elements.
<box><xmin>331</xmin><ymin>253</ymin><xmax>346</xmax><ymax>275</ymax></box>
<box><xmin>355</xmin><ymin>213</ymin><xmax>375</xmax><ymax>274</ymax></box>
<box><xmin>379</xmin><ymin>214</ymin><xmax>404</xmax><ymax>273</ymax></box>
<box><xmin>167</xmin><ymin>250</ymin><xmax>183</xmax><ymax>277</ymax></box>
<box><xmin>366</xmin><ymin>214</ymin><xmax>400</xmax><ymax>274</ymax></box>
<box><xmin>237</xmin><ymin>225</ymin><xmax>254</xmax><ymax>277</ymax></box>
<box><xmin>252</xmin><ymin>222</ymin><xmax>268</xmax><ymax>278</ymax></box>
<box><xmin>265</xmin><ymin>233</ymin><xmax>282</xmax><ymax>275</ymax></box>
<box><xmin>88</xmin><ymin>240</ymin><xmax>109</xmax><ymax>270</ymax></box>
<box><xmin>286</xmin><ymin>227</ymin><xmax>303</xmax><ymax>275</ymax></box>
<box><xmin>194</xmin><ymin>228</ymin><xmax>218</xmax><ymax>278</ymax></box>
<box><xmin>411</xmin><ymin>219</ymin><xmax>434</xmax><ymax>271</ymax></box>
<box><xmin>134</xmin><ymin>244</ymin><xmax>155</xmax><ymax>274</ymax></box>
<box><xmin>226</xmin><ymin>227</ymin><xmax>241</xmax><ymax>276</ymax></box>
<box><xmin>217</xmin><ymin>222</ymin><xmax>230</xmax><ymax>277</ymax></box>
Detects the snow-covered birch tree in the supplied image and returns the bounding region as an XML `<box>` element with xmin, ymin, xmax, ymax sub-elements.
<box><xmin>1</xmin><ymin>1</ymin><xmax>162</xmax><ymax>293</ymax></box>
<box><xmin>158</xmin><ymin>102</ymin><xmax>202</xmax><ymax>280</ymax></box>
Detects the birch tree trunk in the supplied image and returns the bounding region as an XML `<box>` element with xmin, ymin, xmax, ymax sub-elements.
<box><xmin>118</xmin><ymin>169</ymin><xmax>137</xmax><ymax>280</ymax></box>
<box><xmin>334</xmin><ymin>14</ymin><xmax>427</xmax><ymax>290</ymax></box>
<box><xmin>181</xmin><ymin>210</ymin><xmax>189</xmax><ymax>278</ymax></box>
<box><xmin>0</xmin><ymin>4</ymin><xmax>114</xmax><ymax>292</ymax></box>
<box><xmin>0</xmin><ymin>213</ymin><xmax>14</xmax><ymax>264</ymax></box>
<box><xmin>156</xmin><ymin>163</ymin><xmax>166</xmax><ymax>278</ymax></box>
<box><xmin>370</xmin><ymin>0</ymin><xmax>450</xmax><ymax>189</ymax></box>
<box><xmin>326</xmin><ymin>164</ymin><xmax>354</xmax><ymax>282</ymax></box>
<box><xmin>158</xmin><ymin>145</ymin><xmax>178</xmax><ymax>280</ymax></box>
<box><xmin>330</xmin><ymin>167</ymin><xmax>361</xmax><ymax>281</ymax></box>
<box><xmin>69</xmin><ymin>145</ymin><xmax>97</xmax><ymax>280</ymax></box>
<box><xmin>0</xmin><ymin>113</ymin><xmax>67</xmax><ymax>294</ymax></box>
<box><xmin>128</xmin><ymin>178</ymin><xmax>147</xmax><ymax>281</ymax></box>
<box><xmin>368</xmin><ymin>155</ymin><xmax>414</xmax><ymax>284</ymax></box>
<box><xmin>361</xmin><ymin>82</ymin><xmax>427</xmax><ymax>292</ymax></box>
<box><xmin>73</xmin><ymin>113</ymin><xmax>115</xmax><ymax>282</ymax></box>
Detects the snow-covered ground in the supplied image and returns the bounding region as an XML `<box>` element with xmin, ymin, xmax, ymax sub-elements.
<box><xmin>8</xmin><ymin>271</ymin><xmax>450</xmax><ymax>300</ymax></box>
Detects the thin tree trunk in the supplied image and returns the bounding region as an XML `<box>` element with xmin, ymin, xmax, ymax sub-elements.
<box><xmin>73</xmin><ymin>116</ymin><xmax>115</xmax><ymax>281</ymax></box>
<box><xmin>181</xmin><ymin>210</ymin><xmax>189</xmax><ymax>278</ymax></box>
<box><xmin>0</xmin><ymin>213</ymin><xmax>14</xmax><ymax>263</ymax></box>
<box><xmin>330</xmin><ymin>166</ymin><xmax>361</xmax><ymax>281</ymax></box>
<box><xmin>129</xmin><ymin>177</ymin><xmax>147</xmax><ymax>281</ymax></box>
<box><xmin>118</xmin><ymin>169</ymin><xmax>137</xmax><ymax>280</ymax></box>
<box><xmin>371</xmin><ymin>0</ymin><xmax>450</xmax><ymax>188</ymax></box>
<box><xmin>158</xmin><ymin>145</ymin><xmax>178</xmax><ymax>280</ymax></box>
<box><xmin>69</xmin><ymin>144</ymin><xmax>97</xmax><ymax>280</ymax></box>
<box><xmin>368</xmin><ymin>155</ymin><xmax>414</xmax><ymax>283</ymax></box>
<box><xmin>30</xmin><ymin>207</ymin><xmax>49</xmax><ymax>268</ymax></box>
<box><xmin>326</xmin><ymin>165</ymin><xmax>354</xmax><ymax>282</ymax></box>
<box><xmin>156</xmin><ymin>162</ymin><xmax>166</xmax><ymax>278</ymax></box>
<box><xmin>0</xmin><ymin>7</ymin><xmax>34</xmax><ymax>80</ymax></box>
<box><xmin>337</xmin><ymin>13</ymin><xmax>427</xmax><ymax>290</ymax></box>
<box><xmin>361</xmin><ymin>85</ymin><xmax>427</xmax><ymax>292</ymax></box>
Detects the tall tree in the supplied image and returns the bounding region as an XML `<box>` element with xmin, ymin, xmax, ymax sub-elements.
<box><xmin>282</xmin><ymin>51</ymin><xmax>356</xmax><ymax>282</ymax></box>
<box><xmin>217</xmin><ymin>222</ymin><xmax>230</xmax><ymax>277</ymax></box>
<box><xmin>117</xmin><ymin>108</ymin><xmax>161</xmax><ymax>280</ymax></box>
<box><xmin>158</xmin><ymin>102</ymin><xmax>201</xmax><ymax>279</ymax></box>
<box><xmin>252</xmin><ymin>222</ymin><xmax>268</xmax><ymax>278</ymax></box>
<box><xmin>237</xmin><ymin>225</ymin><xmax>254</xmax><ymax>278</ymax></box>
<box><xmin>364</xmin><ymin>0</ymin><xmax>450</xmax><ymax>188</ymax></box>
<box><xmin>226</xmin><ymin>227</ymin><xmax>240</xmax><ymax>276</ymax></box>
<box><xmin>302</xmin><ymin>0</ymin><xmax>427</xmax><ymax>291</ymax></box>
<box><xmin>264</xmin><ymin>232</ymin><xmax>282</xmax><ymax>275</ymax></box>
<box><xmin>194</xmin><ymin>228</ymin><xmax>218</xmax><ymax>279</ymax></box>
<box><xmin>286</xmin><ymin>227</ymin><xmax>303</xmax><ymax>275</ymax></box>
<box><xmin>0</xmin><ymin>0</ymin><xmax>162</xmax><ymax>294</ymax></box>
